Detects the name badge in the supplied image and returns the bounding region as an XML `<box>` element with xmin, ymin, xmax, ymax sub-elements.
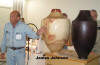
<box><xmin>16</xmin><ymin>33</ymin><xmax>22</xmax><ymax>40</ymax></box>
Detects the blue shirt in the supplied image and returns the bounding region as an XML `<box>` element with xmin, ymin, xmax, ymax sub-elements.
<box><xmin>1</xmin><ymin>21</ymin><xmax>39</xmax><ymax>53</ymax></box>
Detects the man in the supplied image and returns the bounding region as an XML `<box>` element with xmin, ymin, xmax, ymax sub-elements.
<box><xmin>0</xmin><ymin>10</ymin><xmax>45</xmax><ymax>65</ymax></box>
<box><xmin>90</xmin><ymin>9</ymin><xmax>98</xmax><ymax>21</ymax></box>
<box><xmin>90</xmin><ymin>9</ymin><xmax>100</xmax><ymax>64</ymax></box>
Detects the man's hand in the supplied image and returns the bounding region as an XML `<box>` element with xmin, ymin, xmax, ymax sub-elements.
<box><xmin>37</xmin><ymin>26</ymin><xmax>46</xmax><ymax>35</ymax></box>
<box><xmin>0</xmin><ymin>53</ymin><xmax>5</xmax><ymax>59</ymax></box>
<box><xmin>90</xmin><ymin>51</ymin><xmax>96</xmax><ymax>56</ymax></box>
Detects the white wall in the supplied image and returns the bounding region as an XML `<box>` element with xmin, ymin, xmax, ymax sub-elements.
<box><xmin>0</xmin><ymin>0</ymin><xmax>13</xmax><ymax>47</ymax></box>
<box><xmin>0</xmin><ymin>0</ymin><xmax>100</xmax><ymax>47</ymax></box>
<box><xmin>23</xmin><ymin>0</ymin><xmax>100</xmax><ymax>28</ymax></box>
<box><xmin>0</xmin><ymin>0</ymin><xmax>13</xmax><ymax>7</ymax></box>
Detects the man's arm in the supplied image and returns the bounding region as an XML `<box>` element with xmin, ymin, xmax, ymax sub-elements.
<box><xmin>25</xmin><ymin>25</ymin><xmax>46</xmax><ymax>39</ymax></box>
<box><xmin>25</xmin><ymin>25</ymin><xmax>40</xmax><ymax>39</ymax></box>
<box><xmin>1</xmin><ymin>24</ymin><xmax>7</xmax><ymax>53</ymax></box>
<box><xmin>0</xmin><ymin>25</ymin><xmax>7</xmax><ymax>59</ymax></box>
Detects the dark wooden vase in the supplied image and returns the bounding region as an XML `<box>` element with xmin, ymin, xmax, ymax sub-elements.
<box><xmin>72</xmin><ymin>10</ymin><xmax>97</xmax><ymax>59</ymax></box>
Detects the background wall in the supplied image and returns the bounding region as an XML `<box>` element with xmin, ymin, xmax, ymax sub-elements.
<box><xmin>0</xmin><ymin>7</ymin><xmax>12</xmax><ymax>47</ymax></box>
<box><xmin>0</xmin><ymin>0</ymin><xmax>13</xmax><ymax>7</ymax></box>
<box><xmin>0</xmin><ymin>0</ymin><xmax>100</xmax><ymax>47</ymax></box>
<box><xmin>0</xmin><ymin>0</ymin><xmax>13</xmax><ymax>47</ymax></box>
<box><xmin>23</xmin><ymin>0</ymin><xmax>100</xmax><ymax>28</ymax></box>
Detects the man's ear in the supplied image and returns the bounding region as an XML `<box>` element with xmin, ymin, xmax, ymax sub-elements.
<box><xmin>17</xmin><ymin>17</ymin><xmax>20</xmax><ymax>20</ymax></box>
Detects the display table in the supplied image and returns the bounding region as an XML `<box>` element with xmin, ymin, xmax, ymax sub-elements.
<box><xmin>45</xmin><ymin>50</ymin><xmax>100</xmax><ymax>65</ymax></box>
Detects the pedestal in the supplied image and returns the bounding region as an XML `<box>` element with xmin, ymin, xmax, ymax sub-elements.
<box><xmin>45</xmin><ymin>50</ymin><xmax>100</xmax><ymax>65</ymax></box>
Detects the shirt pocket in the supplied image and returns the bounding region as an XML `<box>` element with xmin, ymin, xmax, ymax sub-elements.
<box><xmin>6</xmin><ymin>30</ymin><xmax>10</xmax><ymax>41</ymax></box>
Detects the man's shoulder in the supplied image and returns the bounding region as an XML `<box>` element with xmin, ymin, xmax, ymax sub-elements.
<box><xmin>5</xmin><ymin>22</ymin><xmax>10</xmax><ymax>27</ymax></box>
<box><xmin>19</xmin><ymin>21</ymin><xmax>27</xmax><ymax>25</ymax></box>
<box><xmin>19</xmin><ymin>21</ymin><xmax>29</xmax><ymax>28</ymax></box>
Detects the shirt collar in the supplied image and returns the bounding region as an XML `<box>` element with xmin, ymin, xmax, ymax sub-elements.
<box><xmin>10</xmin><ymin>21</ymin><xmax>22</xmax><ymax>28</ymax></box>
<box><xmin>17</xmin><ymin>21</ymin><xmax>22</xmax><ymax>25</ymax></box>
